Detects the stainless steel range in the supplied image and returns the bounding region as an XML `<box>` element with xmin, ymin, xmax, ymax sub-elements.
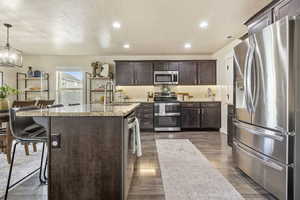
<box><xmin>154</xmin><ymin>92</ymin><xmax>181</xmax><ymax>132</ymax></box>
<box><xmin>233</xmin><ymin>16</ymin><xmax>300</xmax><ymax>200</ymax></box>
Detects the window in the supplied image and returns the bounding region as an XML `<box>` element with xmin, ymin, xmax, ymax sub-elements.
<box><xmin>56</xmin><ymin>71</ymin><xmax>84</xmax><ymax>105</ymax></box>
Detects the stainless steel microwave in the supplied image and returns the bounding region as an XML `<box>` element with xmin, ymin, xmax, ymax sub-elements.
<box><xmin>154</xmin><ymin>71</ymin><xmax>178</xmax><ymax>85</ymax></box>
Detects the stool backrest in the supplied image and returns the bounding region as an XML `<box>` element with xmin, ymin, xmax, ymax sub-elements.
<box><xmin>47</xmin><ymin>104</ymin><xmax>64</xmax><ymax>108</ymax></box>
<box><xmin>68</xmin><ymin>103</ymin><xmax>80</xmax><ymax>106</ymax></box>
<box><xmin>9</xmin><ymin>106</ymin><xmax>40</xmax><ymax>140</ymax></box>
<box><xmin>12</xmin><ymin>100</ymin><xmax>36</xmax><ymax>108</ymax></box>
<box><xmin>37</xmin><ymin>100</ymin><xmax>55</xmax><ymax>108</ymax></box>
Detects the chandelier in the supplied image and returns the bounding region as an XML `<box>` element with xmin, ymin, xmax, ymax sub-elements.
<box><xmin>0</xmin><ymin>23</ymin><xmax>23</xmax><ymax>67</ymax></box>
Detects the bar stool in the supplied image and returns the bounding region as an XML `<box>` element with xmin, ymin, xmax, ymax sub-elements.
<box><xmin>4</xmin><ymin>106</ymin><xmax>48</xmax><ymax>200</ymax></box>
<box><xmin>36</xmin><ymin>99</ymin><xmax>55</xmax><ymax>108</ymax></box>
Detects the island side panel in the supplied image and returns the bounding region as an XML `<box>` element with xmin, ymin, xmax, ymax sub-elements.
<box><xmin>49</xmin><ymin>116</ymin><xmax>124</xmax><ymax>200</ymax></box>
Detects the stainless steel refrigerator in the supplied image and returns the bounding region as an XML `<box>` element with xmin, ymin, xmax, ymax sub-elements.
<box><xmin>233</xmin><ymin>16</ymin><xmax>300</xmax><ymax>200</ymax></box>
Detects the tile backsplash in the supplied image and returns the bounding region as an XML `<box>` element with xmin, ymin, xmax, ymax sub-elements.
<box><xmin>116</xmin><ymin>85</ymin><xmax>221</xmax><ymax>101</ymax></box>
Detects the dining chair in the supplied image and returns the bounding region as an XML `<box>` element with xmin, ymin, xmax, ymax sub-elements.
<box><xmin>12</xmin><ymin>100</ymin><xmax>37</xmax><ymax>155</ymax></box>
<box><xmin>0</xmin><ymin>109</ymin><xmax>12</xmax><ymax>164</ymax></box>
<box><xmin>5</xmin><ymin>106</ymin><xmax>48</xmax><ymax>200</ymax></box>
<box><xmin>36</xmin><ymin>99</ymin><xmax>55</xmax><ymax>108</ymax></box>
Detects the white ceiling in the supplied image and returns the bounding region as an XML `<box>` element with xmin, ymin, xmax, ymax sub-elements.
<box><xmin>0</xmin><ymin>0</ymin><xmax>271</xmax><ymax>56</ymax></box>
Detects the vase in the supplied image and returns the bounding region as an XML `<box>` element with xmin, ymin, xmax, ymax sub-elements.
<box><xmin>0</xmin><ymin>98</ymin><xmax>9</xmax><ymax>111</ymax></box>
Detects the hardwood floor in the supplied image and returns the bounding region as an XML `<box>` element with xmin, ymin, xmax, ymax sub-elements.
<box><xmin>128</xmin><ymin>131</ymin><xmax>276</xmax><ymax>200</ymax></box>
<box><xmin>2</xmin><ymin>131</ymin><xmax>276</xmax><ymax>200</ymax></box>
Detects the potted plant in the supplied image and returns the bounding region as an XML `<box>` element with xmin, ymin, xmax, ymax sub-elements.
<box><xmin>0</xmin><ymin>85</ymin><xmax>19</xmax><ymax>110</ymax></box>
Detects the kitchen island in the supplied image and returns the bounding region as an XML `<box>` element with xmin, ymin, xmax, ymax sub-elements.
<box><xmin>16</xmin><ymin>103</ymin><xmax>140</xmax><ymax>200</ymax></box>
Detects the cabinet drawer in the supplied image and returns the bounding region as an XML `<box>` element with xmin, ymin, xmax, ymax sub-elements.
<box><xmin>143</xmin><ymin>113</ymin><xmax>153</xmax><ymax>119</ymax></box>
<box><xmin>181</xmin><ymin>102</ymin><xmax>200</xmax><ymax>108</ymax></box>
<box><xmin>141</xmin><ymin>119</ymin><xmax>153</xmax><ymax>129</ymax></box>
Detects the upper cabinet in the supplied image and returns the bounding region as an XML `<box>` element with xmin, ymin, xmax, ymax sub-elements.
<box><xmin>179</xmin><ymin>61</ymin><xmax>198</xmax><ymax>85</ymax></box>
<box><xmin>115</xmin><ymin>61</ymin><xmax>153</xmax><ymax>85</ymax></box>
<box><xmin>115</xmin><ymin>60</ymin><xmax>217</xmax><ymax>86</ymax></box>
<box><xmin>134</xmin><ymin>62</ymin><xmax>153</xmax><ymax>85</ymax></box>
<box><xmin>197</xmin><ymin>61</ymin><xmax>216</xmax><ymax>85</ymax></box>
<box><xmin>273</xmin><ymin>0</ymin><xmax>292</xmax><ymax>21</ymax></box>
<box><xmin>153</xmin><ymin>61</ymin><xmax>179</xmax><ymax>71</ymax></box>
<box><xmin>245</xmin><ymin>0</ymin><xmax>300</xmax><ymax>34</ymax></box>
<box><xmin>247</xmin><ymin>11</ymin><xmax>273</xmax><ymax>34</ymax></box>
<box><xmin>179</xmin><ymin>60</ymin><xmax>216</xmax><ymax>85</ymax></box>
<box><xmin>115</xmin><ymin>61</ymin><xmax>135</xmax><ymax>85</ymax></box>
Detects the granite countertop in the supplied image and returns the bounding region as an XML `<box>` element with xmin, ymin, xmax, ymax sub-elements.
<box><xmin>16</xmin><ymin>103</ymin><xmax>140</xmax><ymax>117</ymax></box>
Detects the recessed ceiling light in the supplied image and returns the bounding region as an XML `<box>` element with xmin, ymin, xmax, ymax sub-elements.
<box><xmin>199</xmin><ymin>21</ymin><xmax>208</xmax><ymax>29</ymax></box>
<box><xmin>123</xmin><ymin>43</ymin><xmax>130</xmax><ymax>49</ymax></box>
<box><xmin>184</xmin><ymin>43</ymin><xmax>191</xmax><ymax>49</ymax></box>
<box><xmin>112</xmin><ymin>21</ymin><xmax>121</xmax><ymax>29</ymax></box>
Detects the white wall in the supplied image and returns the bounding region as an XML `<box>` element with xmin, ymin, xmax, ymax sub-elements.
<box><xmin>212</xmin><ymin>39</ymin><xmax>241</xmax><ymax>134</ymax></box>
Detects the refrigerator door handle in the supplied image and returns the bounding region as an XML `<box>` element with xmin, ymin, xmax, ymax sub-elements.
<box><xmin>233</xmin><ymin>121</ymin><xmax>285</xmax><ymax>142</ymax></box>
<box><xmin>243</xmin><ymin>41</ymin><xmax>252</xmax><ymax>114</ymax></box>
<box><xmin>234</xmin><ymin>142</ymin><xmax>284</xmax><ymax>171</ymax></box>
<box><xmin>247</xmin><ymin>35</ymin><xmax>256</xmax><ymax>113</ymax></box>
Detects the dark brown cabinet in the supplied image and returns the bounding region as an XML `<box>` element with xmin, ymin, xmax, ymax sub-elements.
<box><xmin>245</xmin><ymin>0</ymin><xmax>300</xmax><ymax>34</ymax></box>
<box><xmin>181</xmin><ymin>102</ymin><xmax>220</xmax><ymax>130</ymax></box>
<box><xmin>197</xmin><ymin>61</ymin><xmax>216</xmax><ymax>85</ymax></box>
<box><xmin>153</xmin><ymin>61</ymin><xmax>179</xmax><ymax>71</ymax></box>
<box><xmin>116</xmin><ymin>60</ymin><xmax>217</xmax><ymax>86</ymax></box>
<box><xmin>273</xmin><ymin>0</ymin><xmax>292</xmax><ymax>21</ymax></box>
<box><xmin>247</xmin><ymin>11</ymin><xmax>273</xmax><ymax>34</ymax></box>
<box><xmin>136</xmin><ymin>103</ymin><xmax>154</xmax><ymax>130</ymax></box>
<box><xmin>179</xmin><ymin>61</ymin><xmax>198</xmax><ymax>85</ymax></box>
<box><xmin>115</xmin><ymin>61</ymin><xmax>135</xmax><ymax>85</ymax></box>
<box><xmin>181</xmin><ymin>105</ymin><xmax>200</xmax><ymax>129</ymax></box>
<box><xmin>200</xmin><ymin>102</ymin><xmax>221</xmax><ymax>129</ymax></box>
<box><xmin>115</xmin><ymin>61</ymin><xmax>153</xmax><ymax>85</ymax></box>
<box><xmin>134</xmin><ymin>62</ymin><xmax>153</xmax><ymax>85</ymax></box>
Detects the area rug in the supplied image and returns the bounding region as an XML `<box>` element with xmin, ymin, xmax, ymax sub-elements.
<box><xmin>0</xmin><ymin>143</ymin><xmax>45</xmax><ymax>198</ymax></box>
<box><xmin>156</xmin><ymin>139</ymin><xmax>244</xmax><ymax>200</ymax></box>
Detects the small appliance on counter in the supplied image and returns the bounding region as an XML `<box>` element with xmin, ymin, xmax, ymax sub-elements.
<box><xmin>154</xmin><ymin>91</ymin><xmax>181</xmax><ymax>132</ymax></box>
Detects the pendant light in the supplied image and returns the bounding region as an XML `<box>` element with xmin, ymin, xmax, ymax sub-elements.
<box><xmin>0</xmin><ymin>23</ymin><xmax>23</xmax><ymax>67</ymax></box>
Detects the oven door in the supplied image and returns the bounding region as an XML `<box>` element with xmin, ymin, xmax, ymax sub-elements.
<box><xmin>154</xmin><ymin>116</ymin><xmax>181</xmax><ymax>131</ymax></box>
<box><xmin>154</xmin><ymin>103</ymin><xmax>180</xmax><ymax>116</ymax></box>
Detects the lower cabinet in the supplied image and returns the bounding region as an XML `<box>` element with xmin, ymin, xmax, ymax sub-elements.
<box><xmin>136</xmin><ymin>103</ymin><xmax>154</xmax><ymax>130</ymax></box>
<box><xmin>181</xmin><ymin>102</ymin><xmax>221</xmax><ymax>130</ymax></box>
<box><xmin>200</xmin><ymin>103</ymin><xmax>221</xmax><ymax>129</ymax></box>
<box><xmin>181</xmin><ymin>107</ymin><xmax>200</xmax><ymax>128</ymax></box>
<box><xmin>136</xmin><ymin>102</ymin><xmax>221</xmax><ymax>131</ymax></box>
